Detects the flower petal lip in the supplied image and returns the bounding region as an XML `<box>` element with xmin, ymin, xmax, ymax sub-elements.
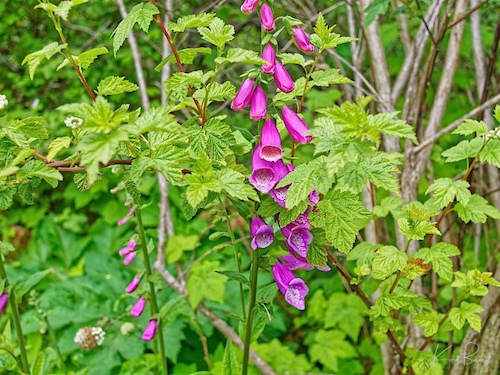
<box><xmin>261</xmin><ymin>43</ymin><xmax>276</xmax><ymax>75</ymax></box>
<box><xmin>142</xmin><ymin>319</ymin><xmax>158</xmax><ymax>341</ymax></box>
<box><xmin>260</xmin><ymin>3</ymin><xmax>276</xmax><ymax>32</ymax></box>
<box><xmin>281</xmin><ymin>106</ymin><xmax>313</xmax><ymax>144</ymax></box>
<box><xmin>249</xmin><ymin>143</ymin><xmax>278</xmax><ymax>193</ymax></box>
<box><xmin>273</xmin><ymin>61</ymin><xmax>295</xmax><ymax>93</ymax></box>
<box><xmin>250</xmin><ymin>216</ymin><xmax>274</xmax><ymax>249</ymax></box>
<box><xmin>231</xmin><ymin>78</ymin><xmax>255</xmax><ymax>111</ymax></box>
<box><xmin>285</xmin><ymin>278</ymin><xmax>309</xmax><ymax>310</ymax></box>
<box><xmin>292</xmin><ymin>26</ymin><xmax>314</xmax><ymax>54</ymax></box>
<box><xmin>260</xmin><ymin>119</ymin><xmax>282</xmax><ymax>162</ymax></box>
<box><xmin>250</xmin><ymin>86</ymin><xmax>267</xmax><ymax>121</ymax></box>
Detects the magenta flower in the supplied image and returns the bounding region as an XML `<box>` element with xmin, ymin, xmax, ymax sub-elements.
<box><xmin>280</xmin><ymin>253</ymin><xmax>314</xmax><ymax>271</ymax></box>
<box><xmin>131</xmin><ymin>297</ymin><xmax>147</xmax><ymax>317</ymax></box>
<box><xmin>281</xmin><ymin>106</ymin><xmax>313</xmax><ymax>144</ymax></box>
<box><xmin>126</xmin><ymin>276</ymin><xmax>141</xmax><ymax>293</ymax></box>
<box><xmin>292</xmin><ymin>26</ymin><xmax>314</xmax><ymax>54</ymax></box>
<box><xmin>123</xmin><ymin>251</ymin><xmax>137</xmax><ymax>266</ymax></box>
<box><xmin>261</xmin><ymin>43</ymin><xmax>276</xmax><ymax>75</ymax></box>
<box><xmin>272</xmin><ymin>262</ymin><xmax>309</xmax><ymax>310</ymax></box>
<box><xmin>274</xmin><ymin>61</ymin><xmax>295</xmax><ymax>93</ymax></box>
<box><xmin>0</xmin><ymin>293</ymin><xmax>8</xmax><ymax>313</ymax></box>
<box><xmin>241</xmin><ymin>0</ymin><xmax>259</xmax><ymax>14</ymax></box>
<box><xmin>267</xmin><ymin>160</ymin><xmax>290</xmax><ymax>207</ymax></box>
<box><xmin>309</xmin><ymin>190</ymin><xmax>319</xmax><ymax>206</ymax></box>
<box><xmin>260</xmin><ymin>3</ymin><xmax>275</xmax><ymax>32</ymax></box>
<box><xmin>117</xmin><ymin>218</ymin><xmax>128</xmax><ymax>226</ymax></box>
<box><xmin>281</xmin><ymin>223</ymin><xmax>313</xmax><ymax>257</ymax></box>
<box><xmin>249</xmin><ymin>143</ymin><xmax>278</xmax><ymax>193</ymax></box>
<box><xmin>260</xmin><ymin>119</ymin><xmax>282</xmax><ymax>162</ymax></box>
<box><xmin>231</xmin><ymin>78</ymin><xmax>255</xmax><ymax>111</ymax></box>
<box><xmin>142</xmin><ymin>319</ymin><xmax>158</xmax><ymax>341</ymax></box>
<box><xmin>250</xmin><ymin>86</ymin><xmax>267</xmax><ymax>121</ymax></box>
<box><xmin>292</xmin><ymin>210</ymin><xmax>310</xmax><ymax>229</ymax></box>
<box><xmin>119</xmin><ymin>239</ymin><xmax>137</xmax><ymax>256</ymax></box>
<box><xmin>250</xmin><ymin>217</ymin><xmax>274</xmax><ymax>250</ymax></box>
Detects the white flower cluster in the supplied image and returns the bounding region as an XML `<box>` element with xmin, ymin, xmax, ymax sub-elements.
<box><xmin>64</xmin><ymin>116</ymin><xmax>84</xmax><ymax>129</ymax></box>
<box><xmin>74</xmin><ymin>326</ymin><xmax>106</xmax><ymax>350</ymax></box>
<box><xmin>0</xmin><ymin>94</ymin><xmax>8</xmax><ymax>110</ymax></box>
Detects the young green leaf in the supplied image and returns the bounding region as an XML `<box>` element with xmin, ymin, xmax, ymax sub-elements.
<box><xmin>364</xmin><ymin>0</ymin><xmax>389</xmax><ymax>27</ymax></box>
<box><xmin>453</xmin><ymin>119</ymin><xmax>488</xmax><ymax>136</ymax></box>
<box><xmin>17</xmin><ymin>160</ymin><xmax>63</xmax><ymax>188</ymax></box>
<box><xmin>57</xmin><ymin>47</ymin><xmax>108</xmax><ymax>71</ymax></box>
<box><xmin>223</xmin><ymin>340</ymin><xmax>240</xmax><ymax>375</ymax></box>
<box><xmin>186</xmin><ymin>260</ymin><xmax>226</xmax><ymax>309</ymax></box>
<box><xmin>425</xmin><ymin>178</ymin><xmax>471</xmax><ymax>208</ymax></box>
<box><xmin>214</xmin><ymin>48</ymin><xmax>266</xmax><ymax>65</ymax></box>
<box><xmin>156</xmin><ymin>47</ymin><xmax>212</xmax><ymax>70</ymax></box>
<box><xmin>452</xmin><ymin>269</ymin><xmax>500</xmax><ymax>296</ymax></box>
<box><xmin>442</xmin><ymin>138</ymin><xmax>482</xmax><ymax>163</ymax></box>
<box><xmin>22</xmin><ymin>42</ymin><xmax>68</xmax><ymax>80</ymax></box>
<box><xmin>47</xmin><ymin>137</ymin><xmax>72</xmax><ymax>161</ymax></box>
<box><xmin>168</xmin><ymin>13</ymin><xmax>215</xmax><ymax>32</ymax></box>
<box><xmin>413</xmin><ymin>310</ymin><xmax>441</xmax><ymax>337</ymax></box>
<box><xmin>309</xmin><ymin>330</ymin><xmax>356</xmax><ymax>372</ymax></box>
<box><xmin>449</xmin><ymin>302</ymin><xmax>483</xmax><ymax>332</ymax></box>
<box><xmin>371</xmin><ymin>246</ymin><xmax>408</xmax><ymax>280</ymax></box>
<box><xmin>454</xmin><ymin>194</ymin><xmax>500</xmax><ymax>223</ymax></box>
<box><xmin>198</xmin><ymin>18</ymin><xmax>234</xmax><ymax>50</ymax></box>
<box><xmin>96</xmin><ymin>76</ymin><xmax>139</xmax><ymax>96</ymax></box>
<box><xmin>413</xmin><ymin>243</ymin><xmax>460</xmax><ymax>281</ymax></box>
<box><xmin>398</xmin><ymin>202</ymin><xmax>440</xmax><ymax>240</ymax></box>
<box><xmin>479</xmin><ymin>139</ymin><xmax>500</xmax><ymax>167</ymax></box>
<box><xmin>112</xmin><ymin>3</ymin><xmax>160</xmax><ymax>55</ymax></box>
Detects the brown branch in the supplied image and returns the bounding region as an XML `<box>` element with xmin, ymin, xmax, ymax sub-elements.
<box><xmin>46</xmin><ymin>158</ymin><xmax>133</xmax><ymax>169</ymax></box>
<box><xmin>447</xmin><ymin>0</ymin><xmax>489</xmax><ymax>29</ymax></box>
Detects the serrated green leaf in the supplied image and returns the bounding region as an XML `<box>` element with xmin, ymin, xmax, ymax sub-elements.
<box><xmin>414</xmin><ymin>310</ymin><xmax>441</xmax><ymax>337</ymax></box>
<box><xmin>223</xmin><ymin>340</ymin><xmax>239</xmax><ymax>375</ymax></box>
<box><xmin>311</xmin><ymin>13</ymin><xmax>356</xmax><ymax>50</ymax></box>
<box><xmin>309</xmin><ymin>330</ymin><xmax>356</xmax><ymax>372</ymax></box>
<box><xmin>187</xmin><ymin>260</ymin><xmax>226</xmax><ymax>308</ymax></box>
<box><xmin>96</xmin><ymin>76</ymin><xmax>139</xmax><ymax>96</ymax></box>
<box><xmin>426</xmin><ymin>178</ymin><xmax>471</xmax><ymax>208</ymax></box>
<box><xmin>454</xmin><ymin>194</ymin><xmax>500</xmax><ymax>223</ymax></box>
<box><xmin>14</xmin><ymin>269</ymin><xmax>51</xmax><ymax>303</ymax></box>
<box><xmin>310</xmin><ymin>69</ymin><xmax>352</xmax><ymax>88</ymax></box>
<box><xmin>47</xmin><ymin>137</ymin><xmax>72</xmax><ymax>162</ymax></box>
<box><xmin>57</xmin><ymin>47</ymin><xmax>108</xmax><ymax>71</ymax></box>
<box><xmin>156</xmin><ymin>47</ymin><xmax>212</xmax><ymax>70</ymax></box>
<box><xmin>398</xmin><ymin>202</ymin><xmax>440</xmax><ymax>240</ymax></box>
<box><xmin>112</xmin><ymin>3</ymin><xmax>160</xmax><ymax>55</ymax></box>
<box><xmin>166</xmin><ymin>235</ymin><xmax>199</xmax><ymax>263</ymax></box>
<box><xmin>193</xmin><ymin>82</ymin><xmax>235</xmax><ymax>104</ymax></box>
<box><xmin>372</xmin><ymin>246</ymin><xmax>408</xmax><ymax>279</ymax></box>
<box><xmin>131</xmin><ymin>106</ymin><xmax>180</xmax><ymax>135</ymax></box>
<box><xmin>165</xmin><ymin>70</ymin><xmax>205</xmax><ymax>101</ymax></box>
<box><xmin>168</xmin><ymin>13</ymin><xmax>215</xmax><ymax>32</ymax></box>
<box><xmin>364</xmin><ymin>0</ymin><xmax>389</xmax><ymax>27</ymax></box>
<box><xmin>22</xmin><ymin>42</ymin><xmax>67</xmax><ymax>80</ymax></box>
<box><xmin>0</xmin><ymin>186</ymin><xmax>16</xmax><ymax>210</ymax></box>
<box><xmin>369</xmin><ymin>112</ymin><xmax>417</xmax><ymax>144</ymax></box>
<box><xmin>449</xmin><ymin>302</ymin><xmax>483</xmax><ymax>332</ymax></box>
<box><xmin>216</xmin><ymin>169</ymin><xmax>259</xmax><ymax>202</ymax></box>
<box><xmin>479</xmin><ymin>139</ymin><xmax>500</xmax><ymax>167</ymax></box>
<box><xmin>414</xmin><ymin>243</ymin><xmax>460</xmax><ymax>281</ymax></box>
<box><xmin>214</xmin><ymin>48</ymin><xmax>266</xmax><ymax>65</ymax></box>
<box><xmin>78</xmin><ymin>129</ymin><xmax>129</xmax><ymax>184</ymax></box>
<box><xmin>0</xmin><ymin>167</ymin><xmax>19</xmax><ymax>179</ymax></box>
<box><xmin>324</xmin><ymin>293</ymin><xmax>367</xmax><ymax>340</ymax></box>
<box><xmin>442</xmin><ymin>138</ymin><xmax>483</xmax><ymax>162</ymax></box>
<box><xmin>185</xmin><ymin>116</ymin><xmax>235</xmax><ymax>162</ymax></box>
<box><xmin>276</xmin><ymin>53</ymin><xmax>313</xmax><ymax>67</ymax></box>
<box><xmin>198</xmin><ymin>17</ymin><xmax>234</xmax><ymax>50</ymax></box>
<box><xmin>453</xmin><ymin>119</ymin><xmax>488</xmax><ymax>136</ymax></box>
<box><xmin>373</xmin><ymin>196</ymin><xmax>404</xmax><ymax>218</ymax></box>
<box><xmin>216</xmin><ymin>271</ymin><xmax>250</xmax><ymax>286</ymax></box>
<box><xmin>452</xmin><ymin>269</ymin><xmax>500</xmax><ymax>296</ymax></box>
<box><xmin>17</xmin><ymin>160</ymin><xmax>63</xmax><ymax>188</ymax></box>
<box><xmin>309</xmin><ymin>191</ymin><xmax>370</xmax><ymax>253</ymax></box>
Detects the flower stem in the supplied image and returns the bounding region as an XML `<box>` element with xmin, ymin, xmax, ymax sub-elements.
<box><xmin>0</xmin><ymin>254</ymin><xmax>30</xmax><ymax>374</ymax></box>
<box><xmin>134</xmin><ymin>201</ymin><xmax>168</xmax><ymax>375</ymax></box>
<box><xmin>242</xmin><ymin>248</ymin><xmax>259</xmax><ymax>375</ymax></box>
<box><xmin>219</xmin><ymin>197</ymin><xmax>246</xmax><ymax>320</ymax></box>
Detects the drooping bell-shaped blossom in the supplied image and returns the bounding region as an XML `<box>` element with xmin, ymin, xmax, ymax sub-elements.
<box><xmin>274</xmin><ymin>61</ymin><xmax>295</xmax><ymax>93</ymax></box>
<box><xmin>281</xmin><ymin>223</ymin><xmax>313</xmax><ymax>257</ymax></box>
<box><xmin>250</xmin><ymin>216</ymin><xmax>274</xmax><ymax>250</ymax></box>
<box><xmin>123</xmin><ymin>251</ymin><xmax>137</xmax><ymax>266</ymax></box>
<box><xmin>292</xmin><ymin>26</ymin><xmax>314</xmax><ymax>54</ymax></box>
<box><xmin>269</xmin><ymin>160</ymin><xmax>291</xmax><ymax>207</ymax></box>
<box><xmin>131</xmin><ymin>297</ymin><xmax>147</xmax><ymax>317</ymax></box>
<box><xmin>231</xmin><ymin>78</ymin><xmax>255</xmax><ymax>111</ymax></box>
<box><xmin>119</xmin><ymin>239</ymin><xmax>137</xmax><ymax>256</ymax></box>
<box><xmin>309</xmin><ymin>190</ymin><xmax>319</xmax><ymax>206</ymax></box>
<box><xmin>260</xmin><ymin>3</ymin><xmax>275</xmax><ymax>32</ymax></box>
<box><xmin>241</xmin><ymin>0</ymin><xmax>259</xmax><ymax>14</ymax></box>
<box><xmin>142</xmin><ymin>319</ymin><xmax>158</xmax><ymax>341</ymax></box>
<box><xmin>0</xmin><ymin>293</ymin><xmax>8</xmax><ymax>313</ymax></box>
<box><xmin>250</xmin><ymin>86</ymin><xmax>267</xmax><ymax>121</ymax></box>
<box><xmin>260</xmin><ymin>119</ymin><xmax>282</xmax><ymax>162</ymax></box>
<box><xmin>281</xmin><ymin>106</ymin><xmax>313</xmax><ymax>144</ymax></box>
<box><xmin>261</xmin><ymin>43</ymin><xmax>276</xmax><ymax>75</ymax></box>
<box><xmin>126</xmin><ymin>276</ymin><xmax>141</xmax><ymax>293</ymax></box>
<box><xmin>280</xmin><ymin>253</ymin><xmax>314</xmax><ymax>271</ymax></box>
<box><xmin>272</xmin><ymin>262</ymin><xmax>309</xmax><ymax>310</ymax></box>
<box><xmin>249</xmin><ymin>143</ymin><xmax>278</xmax><ymax>193</ymax></box>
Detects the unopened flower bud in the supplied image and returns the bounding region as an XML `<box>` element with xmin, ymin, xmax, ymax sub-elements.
<box><xmin>231</xmin><ymin>78</ymin><xmax>255</xmax><ymax>111</ymax></box>
<box><xmin>292</xmin><ymin>26</ymin><xmax>314</xmax><ymax>54</ymax></box>
<box><xmin>249</xmin><ymin>86</ymin><xmax>267</xmax><ymax>121</ymax></box>
<box><xmin>241</xmin><ymin>0</ymin><xmax>259</xmax><ymax>14</ymax></box>
<box><xmin>142</xmin><ymin>319</ymin><xmax>158</xmax><ymax>341</ymax></box>
<box><xmin>131</xmin><ymin>297</ymin><xmax>147</xmax><ymax>317</ymax></box>
<box><xmin>261</xmin><ymin>43</ymin><xmax>276</xmax><ymax>75</ymax></box>
<box><xmin>274</xmin><ymin>62</ymin><xmax>294</xmax><ymax>93</ymax></box>
<box><xmin>260</xmin><ymin>3</ymin><xmax>275</xmax><ymax>32</ymax></box>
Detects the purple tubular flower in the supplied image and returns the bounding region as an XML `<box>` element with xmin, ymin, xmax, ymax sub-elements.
<box><xmin>274</xmin><ymin>61</ymin><xmax>294</xmax><ymax>93</ymax></box>
<box><xmin>272</xmin><ymin>262</ymin><xmax>309</xmax><ymax>310</ymax></box>
<box><xmin>123</xmin><ymin>251</ymin><xmax>137</xmax><ymax>266</ymax></box>
<box><xmin>292</xmin><ymin>210</ymin><xmax>310</xmax><ymax>229</ymax></box>
<box><xmin>142</xmin><ymin>319</ymin><xmax>158</xmax><ymax>341</ymax></box>
<box><xmin>0</xmin><ymin>293</ymin><xmax>8</xmax><ymax>313</ymax></box>
<box><xmin>269</xmin><ymin>160</ymin><xmax>290</xmax><ymax>207</ymax></box>
<box><xmin>117</xmin><ymin>218</ymin><xmax>127</xmax><ymax>227</ymax></box>
<box><xmin>231</xmin><ymin>78</ymin><xmax>255</xmax><ymax>111</ymax></box>
<box><xmin>260</xmin><ymin>119</ymin><xmax>282</xmax><ymax>162</ymax></box>
<box><xmin>119</xmin><ymin>239</ymin><xmax>137</xmax><ymax>256</ymax></box>
<box><xmin>249</xmin><ymin>143</ymin><xmax>277</xmax><ymax>193</ymax></box>
<box><xmin>241</xmin><ymin>0</ymin><xmax>259</xmax><ymax>14</ymax></box>
<box><xmin>281</xmin><ymin>223</ymin><xmax>313</xmax><ymax>257</ymax></box>
<box><xmin>281</xmin><ymin>106</ymin><xmax>313</xmax><ymax>144</ymax></box>
<box><xmin>260</xmin><ymin>3</ymin><xmax>275</xmax><ymax>32</ymax></box>
<box><xmin>250</xmin><ymin>216</ymin><xmax>274</xmax><ymax>250</ymax></box>
<box><xmin>261</xmin><ymin>43</ymin><xmax>276</xmax><ymax>75</ymax></box>
<box><xmin>126</xmin><ymin>276</ymin><xmax>141</xmax><ymax>293</ymax></box>
<box><xmin>250</xmin><ymin>86</ymin><xmax>267</xmax><ymax>121</ymax></box>
<box><xmin>131</xmin><ymin>297</ymin><xmax>147</xmax><ymax>317</ymax></box>
<box><xmin>292</xmin><ymin>26</ymin><xmax>314</xmax><ymax>54</ymax></box>
<box><xmin>280</xmin><ymin>253</ymin><xmax>314</xmax><ymax>271</ymax></box>
<box><xmin>309</xmin><ymin>190</ymin><xmax>319</xmax><ymax>206</ymax></box>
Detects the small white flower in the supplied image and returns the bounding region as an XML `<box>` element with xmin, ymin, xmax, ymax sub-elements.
<box><xmin>64</xmin><ymin>116</ymin><xmax>84</xmax><ymax>129</ymax></box>
<box><xmin>0</xmin><ymin>94</ymin><xmax>8</xmax><ymax>110</ymax></box>
<box><xmin>74</xmin><ymin>326</ymin><xmax>106</xmax><ymax>350</ymax></box>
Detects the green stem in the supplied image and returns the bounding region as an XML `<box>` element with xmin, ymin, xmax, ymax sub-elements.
<box><xmin>39</xmin><ymin>309</ymin><xmax>66</xmax><ymax>373</ymax></box>
<box><xmin>297</xmin><ymin>52</ymin><xmax>322</xmax><ymax>113</ymax></box>
<box><xmin>134</xmin><ymin>201</ymin><xmax>168</xmax><ymax>375</ymax></box>
<box><xmin>219</xmin><ymin>196</ymin><xmax>246</xmax><ymax>319</ymax></box>
<box><xmin>242</xmin><ymin>249</ymin><xmax>259</xmax><ymax>375</ymax></box>
<box><xmin>0</xmin><ymin>254</ymin><xmax>30</xmax><ymax>374</ymax></box>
